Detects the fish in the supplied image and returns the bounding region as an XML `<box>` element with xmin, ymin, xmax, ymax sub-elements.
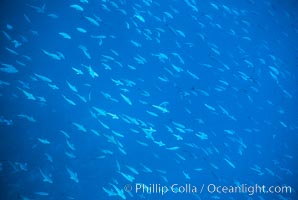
<box><xmin>117</xmin><ymin>171</ymin><xmax>135</xmax><ymax>182</ymax></box>
<box><xmin>62</xmin><ymin>95</ymin><xmax>76</xmax><ymax>106</ymax></box>
<box><xmin>38</xmin><ymin>138</ymin><xmax>50</xmax><ymax>144</ymax></box>
<box><xmin>72</xmin><ymin>122</ymin><xmax>87</xmax><ymax>132</ymax></box>
<box><xmin>82</xmin><ymin>64</ymin><xmax>98</xmax><ymax>78</ymax></box>
<box><xmin>41</xmin><ymin>49</ymin><xmax>64</xmax><ymax>60</ymax></box>
<box><xmin>84</xmin><ymin>16</ymin><xmax>100</xmax><ymax>26</ymax></box>
<box><xmin>26</xmin><ymin>3</ymin><xmax>46</xmax><ymax>13</ymax></box>
<box><xmin>58</xmin><ymin>32</ymin><xmax>71</xmax><ymax>39</ymax></box>
<box><xmin>17</xmin><ymin>114</ymin><xmax>36</xmax><ymax>122</ymax></box>
<box><xmin>66</xmin><ymin>167</ymin><xmax>79</xmax><ymax>183</ymax></box>
<box><xmin>224</xmin><ymin>158</ymin><xmax>236</xmax><ymax>169</ymax></box>
<box><xmin>120</xmin><ymin>93</ymin><xmax>132</xmax><ymax>105</ymax></box>
<box><xmin>39</xmin><ymin>169</ymin><xmax>53</xmax><ymax>183</ymax></box>
<box><xmin>76</xmin><ymin>27</ymin><xmax>87</xmax><ymax>33</ymax></box>
<box><xmin>78</xmin><ymin>45</ymin><xmax>91</xmax><ymax>59</ymax></box>
<box><xmin>34</xmin><ymin>192</ymin><xmax>49</xmax><ymax>196</ymax></box>
<box><xmin>17</xmin><ymin>87</ymin><xmax>36</xmax><ymax>100</ymax></box>
<box><xmin>70</xmin><ymin>4</ymin><xmax>84</xmax><ymax>11</ymax></box>
<box><xmin>72</xmin><ymin>67</ymin><xmax>83</xmax><ymax>75</ymax></box>
<box><xmin>166</xmin><ymin>146</ymin><xmax>180</xmax><ymax>151</ymax></box>
<box><xmin>152</xmin><ymin>103</ymin><xmax>169</xmax><ymax>113</ymax></box>
<box><xmin>66</xmin><ymin>81</ymin><xmax>78</xmax><ymax>93</ymax></box>
<box><xmin>0</xmin><ymin>64</ymin><xmax>18</xmax><ymax>73</ymax></box>
<box><xmin>204</xmin><ymin>103</ymin><xmax>216</xmax><ymax>112</ymax></box>
<box><xmin>34</xmin><ymin>73</ymin><xmax>52</xmax><ymax>83</ymax></box>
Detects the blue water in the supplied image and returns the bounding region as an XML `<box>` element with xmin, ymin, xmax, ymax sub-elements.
<box><xmin>0</xmin><ymin>0</ymin><xmax>297</xmax><ymax>199</ymax></box>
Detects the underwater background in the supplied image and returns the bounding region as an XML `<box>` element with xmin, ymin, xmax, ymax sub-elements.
<box><xmin>0</xmin><ymin>0</ymin><xmax>297</xmax><ymax>199</ymax></box>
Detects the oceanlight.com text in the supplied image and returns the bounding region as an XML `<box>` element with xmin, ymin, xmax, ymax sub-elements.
<box><xmin>123</xmin><ymin>183</ymin><xmax>293</xmax><ymax>196</ymax></box>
